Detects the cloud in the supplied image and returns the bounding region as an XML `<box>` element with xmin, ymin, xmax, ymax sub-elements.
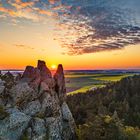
<box><xmin>0</xmin><ymin>6</ymin><xmax>39</xmax><ymax>21</ymax></box>
<box><xmin>0</xmin><ymin>7</ymin><xmax>10</xmax><ymax>13</ymax></box>
<box><xmin>14</xmin><ymin>44</ymin><xmax>34</xmax><ymax>50</ymax></box>
<box><xmin>0</xmin><ymin>0</ymin><xmax>62</xmax><ymax>21</ymax></box>
<box><xmin>0</xmin><ymin>14</ymin><xmax>6</xmax><ymax>18</ymax></box>
<box><xmin>0</xmin><ymin>0</ymin><xmax>140</xmax><ymax>55</ymax></box>
<box><xmin>10</xmin><ymin>0</ymin><xmax>34</xmax><ymax>9</ymax></box>
<box><xmin>15</xmin><ymin>9</ymin><xmax>39</xmax><ymax>21</ymax></box>
<box><xmin>56</xmin><ymin>0</ymin><xmax>140</xmax><ymax>55</ymax></box>
<box><xmin>48</xmin><ymin>0</ymin><xmax>60</xmax><ymax>5</ymax></box>
<box><xmin>16</xmin><ymin>0</ymin><xmax>34</xmax><ymax>7</ymax></box>
<box><xmin>38</xmin><ymin>9</ymin><xmax>57</xmax><ymax>17</ymax></box>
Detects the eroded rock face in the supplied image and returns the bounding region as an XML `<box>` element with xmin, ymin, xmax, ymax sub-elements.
<box><xmin>37</xmin><ymin>60</ymin><xmax>52</xmax><ymax>80</ymax></box>
<box><xmin>0</xmin><ymin>108</ymin><xmax>31</xmax><ymax>140</ymax></box>
<box><xmin>22</xmin><ymin>66</ymin><xmax>41</xmax><ymax>89</ymax></box>
<box><xmin>54</xmin><ymin>64</ymin><xmax>66</xmax><ymax>104</ymax></box>
<box><xmin>1</xmin><ymin>72</ymin><xmax>15</xmax><ymax>89</ymax></box>
<box><xmin>0</xmin><ymin>60</ymin><xmax>77</xmax><ymax>140</ymax></box>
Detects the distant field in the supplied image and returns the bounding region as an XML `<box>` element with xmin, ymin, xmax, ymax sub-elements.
<box><xmin>92</xmin><ymin>74</ymin><xmax>134</xmax><ymax>82</ymax></box>
<box><xmin>65</xmin><ymin>74</ymin><xmax>103</xmax><ymax>78</ymax></box>
<box><xmin>66</xmin><ymin>73</ymin><xmax>135</xmax><ymax>95</ymax></box>
<box><xmin>67</xmin><ymin>84</ymin><xmax>105</xmax><ymax>95</ymax></box>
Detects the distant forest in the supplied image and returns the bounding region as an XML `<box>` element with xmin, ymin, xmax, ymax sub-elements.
<box><xmin>67</xmin><ymin>75</ymin><xmax>140</xmax><ymax>140</ymax></box>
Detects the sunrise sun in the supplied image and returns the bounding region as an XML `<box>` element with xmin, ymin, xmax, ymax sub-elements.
<box><xmin>51</xmin><ymin>64</ymin><xmax>57</xmax><ymax>70</ymax></box>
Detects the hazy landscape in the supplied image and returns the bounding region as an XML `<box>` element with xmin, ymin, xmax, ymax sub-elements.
<box><xmin>1</xmin><ymin>69</ymin><xmax>140</xmax><ymax>94</ymax></box>
<box><xmin>0</xmin><ymin>68</ymin><xmax>140</xmax><ymax>140</ymax></box>
<box><xmin>65</xmin><ymin>70</ymin><xmax>140</xmax><ymax>94</ymax></box>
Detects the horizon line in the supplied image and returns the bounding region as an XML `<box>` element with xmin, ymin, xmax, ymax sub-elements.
<box><xmin>0</xmin><ymin>68</ymin><xmax>140</xmax><ymax>71</ymax></box>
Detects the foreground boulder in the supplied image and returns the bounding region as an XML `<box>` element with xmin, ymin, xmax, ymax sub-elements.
<box><xmin>0</xmin><ymin>60</ymin><xmax>77</xmax><ymax>140</ymax></box>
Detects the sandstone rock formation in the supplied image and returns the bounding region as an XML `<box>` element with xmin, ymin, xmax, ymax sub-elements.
<box><xmin>0</xmin><ymin>60</ymin><xmax>77</xmax><ymax>140</ymax></box>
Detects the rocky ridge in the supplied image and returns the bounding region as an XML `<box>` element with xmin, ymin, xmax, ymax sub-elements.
<box><xmin>0</xmin><ymin>60</ymin><xmax>77</xmax><ymax>140</ymax></box>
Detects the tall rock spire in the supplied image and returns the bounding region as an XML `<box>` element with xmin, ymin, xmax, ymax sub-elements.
<box><xmin>37</xmin><ymin>60</ymin><xmax>52</xmax><ymax>80</ymax></box>
<box><xmin>22</xmin><ymin>66</ymin><xmax>41</xmax><ymax>88</ymax></box>
<box><xmin>54</xmin><ymin>64</ymin><xmax>66</xmax><ymax>103</ymax></box>
<box><xmin>22</xmin><ymin>66</ymin><xmax>40</xmax><ymax>79</ymax></box>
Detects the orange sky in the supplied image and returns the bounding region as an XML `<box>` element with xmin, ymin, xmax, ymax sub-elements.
<box><xmin>0</xmin><ymin>17</ymin><xmax>140</xmax><ymax>70</ymax></box>
<box><xmin>0</xmin><ymin>0</ymin><xmax>140</xmax><ymax>70</ymax></box>
<box><xmin>0</xmin><ymin>41</ymin><xmax>140</xmax><ymax>70</ymax></box>
<box><xmin>0</xmin><ymin>20</ymin><xmax>140</xmax><ymax>70</ymax></box>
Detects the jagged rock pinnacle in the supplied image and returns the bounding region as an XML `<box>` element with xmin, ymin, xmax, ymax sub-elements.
<box><xmin>22</xmin><ymin>66</ymin><xmax>41</xmax><ymax>88</ymax></box>
<box><xmin>37</xmin><ymin>60</ymin><xmax>52</xmax><ymax>79</ymax></box>
<box><xmin>54</xmin><ymin>64</ymin><xmax>66</xmax><ymax>103</ymax></box>
<box><xmin>22</xmin><ymin>66</ymin><xmax>36</xmax><ymax>79</ymax></box>
<box><xmin>22</xmin><ymin>60</ymin><xmax>52</xmax><ymax>81</ymax></box>
<box><xmin>55</xmin><ymin>64</ymin><xmax>64</xmax><ymax>74</ymax></box>
<box><xmin>22</xmin><ymin>60</ymin><xmax>53</xmax><ymax>88</ymax></box>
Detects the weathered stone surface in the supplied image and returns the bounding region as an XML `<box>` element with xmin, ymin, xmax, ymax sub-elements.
<box><xmin>2</xmin><ymin>72</ymin><xmax>14</xmax><ymax>81</ymax></box>
<box><xmin>40</xmin><ymin>81</ymin><xmax>50</xmax><ymax>93</ymax></box>
<box><xmin>37</xmin><ymin>60</ymin><xmax>52</xmax><ymax>80</ymax></box>
<box><xmin>45</xmin><ymin>117</ymin><xmax>62</xmax><ymax>140</ymax></box>
<box><xmin>54</xmin><ymin>64</ymin><xmax>66</xmax><ymax>103</ymax></box>
<box><xmin>61</xmin><ymin>102</ymin><xmax>77</xmax><ymax>139</ymax></box>
<box><xmin>27</xmin><ymin>118</ymin><xmax>46</xmax><ymax>140</ymax></box>
<box><xmin>1</xmin><ymin>72</ymin><xmax>15</xmax><ymax>89</ymax></box>
<box><xmin>22</xmin><ymin>100</ymin><xmax>41</xmax><ymax>116</ymax></box>
<box><xmin>22</xmin><ymin>66</ymin><xmax>35</xmax><ymax>79</ymax></box>
<box><xmin>0</xmin><ymin>108</ymin><xmax>30</xmax><ymax>140</ymax></box>
<box><xmin>61</xmin><ymin>102</ymin><xmax>75</xmax><ymax>122</ymax></box>
<box><xmin>39</xmin><ymin>92</ymin><xmax>60</xmax><ymax>118</ymax></box>
<box><xmin>22</xmin><ymin>66</ymin><xmax>41</xmax><ymax>88</ymax></box>
<box><xmin>0</xmin><ymin>60</ymin><xmax>77</xmax><ymax>140</ymax></box>
<box><xmin>10</xmin><ymin>82</ymin><xmax>35</xmax><ymax>105</ymax></box>
<box><xmin>15</xmin><ymin>73</ymin><xmax>22</xmax><ymax>82</ymax></box>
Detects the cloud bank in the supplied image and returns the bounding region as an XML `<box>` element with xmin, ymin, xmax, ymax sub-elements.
<box><xmin>57</xmin><ymin>0</ymin><xmax>140</xmax><ymax>55</ymax></box>
<box><xmin>0</xmin><ymin>0</ymin><xmax>140</xmax><ymax>55</ymax></box>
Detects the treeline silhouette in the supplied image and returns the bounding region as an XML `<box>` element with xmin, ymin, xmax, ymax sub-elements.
<box><xmin>67</xmin><ymin>75</ymin><xmax>140</xmax><ymax>140</ymax></box>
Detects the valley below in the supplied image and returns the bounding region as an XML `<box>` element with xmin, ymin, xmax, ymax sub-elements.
<box><xmin>65</xmin><ymin>70</ymin><xmax>140</xmax><ymax>94</ymax></box>
<box><xmin>0</xmin><ymin>68</ymin><xmax>140</xmax><ymax>140</ymax></box>
<box><xmin>67</xmin><ymin>74</ymin><xmax>140</xmax><ymax>140</ymax></box>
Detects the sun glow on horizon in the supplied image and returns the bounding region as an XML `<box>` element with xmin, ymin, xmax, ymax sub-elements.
<box><xmin>0</xmin><ymin>1</ymin><xmax>140</xmax><ymax>70</ymax></box>
<box><xmin>51</xmin><ymin>64</ymin><xmax>57</xmax><ymax>70</ymax></box>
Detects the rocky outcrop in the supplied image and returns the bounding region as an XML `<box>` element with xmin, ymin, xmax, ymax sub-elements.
<box><xmin>0</xmin><ymin>60</ymin><xmax>77</xmax><ymax>140</ymax></box>
<box><xmin>54</xmin><ymin>64</ymin><xmax>66</xmax><ymax>104</ymax></box>
<box><xmin>0</xmin><ymin>108</ymin><xmax>31</xmax><ymax>140</ymax></box>
<box><xmin>1</xmin><ymin>71</ymin><xmax>15</xmax><ymax>89</ymax></box>
<box><xmin>37</xmin><ymin>60</ymin><xmax>52</xmax><ymax>79</ymax></box>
